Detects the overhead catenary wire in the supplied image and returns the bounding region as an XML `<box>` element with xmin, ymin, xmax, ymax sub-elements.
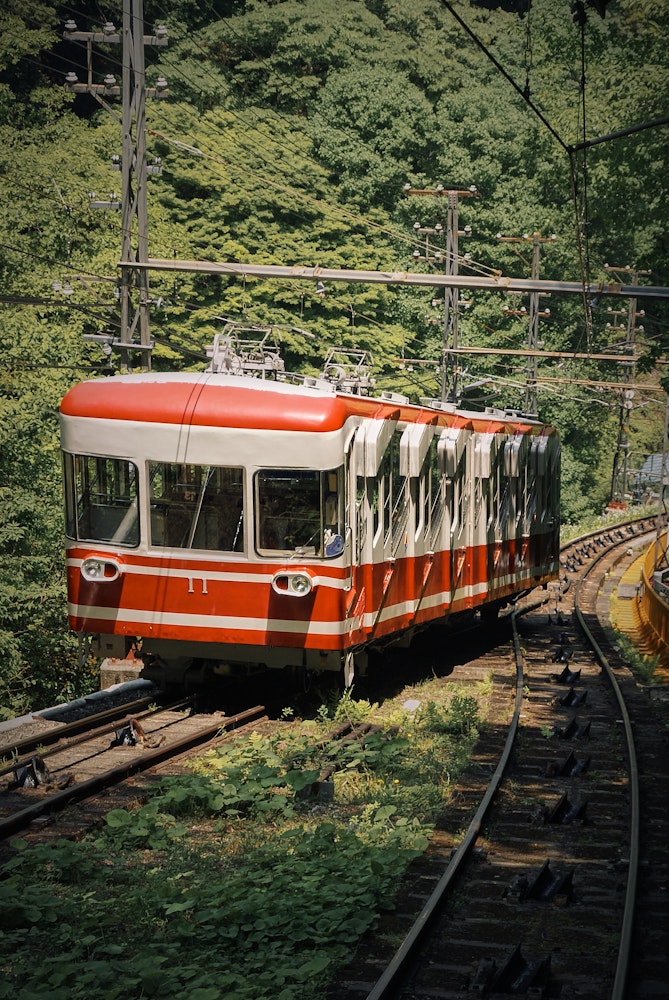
<box><xmin>3</xmin><ymin>1</ymin><xmax>664</xmax><ymax>412</ymax></box>
<box><xmin>41</xmin><ymin>7</ymin><xmax>460</xmax><ymax>268</ymax></box>
<box><xmin>23</xmin><ymin>41</ymin><xmax>489</xmax><ymax>278</ymax></box>
<box><xmin>18</xmin><ymin>2</ymin><xmax>654</xmax><ymax>301</ymax></box>
<box><xmin>38</xmin><ymin>1</ymin><xmax>528</xmax><ymax>280</ymax></box>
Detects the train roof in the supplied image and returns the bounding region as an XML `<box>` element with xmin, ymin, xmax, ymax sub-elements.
<box><xmin>60</xmin><ymin>372</ymin><xmax>553</xmax><ymax>436</ymax></box>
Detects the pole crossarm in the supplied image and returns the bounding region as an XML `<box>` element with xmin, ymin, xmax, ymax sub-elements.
<box><xmin>535</xmin><ymin>376</ymin><xmax>665</xmax><ymax>394</ymax></box>
<box><xmin>447</xmin><ymin>346</ymin><xmax>641</xmax><ymax>363</ymax></box>
<box><xmin>138</xmin><ymin>258</ymin><xmax>669</xmax><ymax>299</ymax></box>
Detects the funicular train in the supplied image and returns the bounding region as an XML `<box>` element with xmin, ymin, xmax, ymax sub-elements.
<box><xmin>59</xmin><ymin>332</ymin><xmax>560</xmax><ymax>688</ymax></box>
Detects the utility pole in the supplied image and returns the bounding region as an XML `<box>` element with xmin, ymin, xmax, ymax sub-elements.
<box><xmin>63</xmin><ymin>1</ymin><xmax>168</xmax><ymax>371</ymax></box>
<box><xmin>604</xmin><ymin>264</ymin><xmax>650</xmax><ymax>505</ymax></box>
<box><xmin>404</xmin><ymin>184</ymin><xmax>476</xmax><ymax>402</ymax></box>
<box><xmin>498</xmin><ymin>232</ymin><xmax>555</xmax><ymax>414</ymax></box>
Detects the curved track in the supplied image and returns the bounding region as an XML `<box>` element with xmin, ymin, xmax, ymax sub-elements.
<box><xmin>328</xmin><ymin>517</ymin><xmax>668</xmax><ymax>1000</ymax></box>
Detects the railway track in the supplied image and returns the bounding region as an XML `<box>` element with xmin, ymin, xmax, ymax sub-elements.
<box><xmin>0</xmin><ymin>701</ymin><xmax>267</xmax><ymax>859</ymax></box>
<box><xmin>327</xmin><ymin>517</ymin><xmax>668</xmax><ymax>1000</ymax></box>
<box><xmin>1</xmin><ymin>516</ymin><xmax>665</xmax><ymax>999</ymax></box>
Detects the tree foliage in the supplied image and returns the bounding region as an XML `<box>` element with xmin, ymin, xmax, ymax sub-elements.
<box><xmin>0</xmin><ymin>0</ymin><xmax>667</xmax><ymax>706</ymax></box>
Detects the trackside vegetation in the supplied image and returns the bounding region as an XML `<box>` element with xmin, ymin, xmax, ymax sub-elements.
<box><xmin>1</xmin><ymin>0</ymin><xmax>667</xmax><ymax>717</ymax></box>
<box><xmin>0</xmin><ymin>679</ymin><xmax>489</xmax><ymax>999</ymax></box>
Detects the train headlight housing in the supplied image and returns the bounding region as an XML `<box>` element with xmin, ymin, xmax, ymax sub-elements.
<box><xmin>81</xmin><ymin>556</ymin><xmax>121</xmax><ymax>583</ymax></box>
<box><xmin>271</xmin><ymin>571</ymin><xmax>314</xmax><ymax>597</ymax></box>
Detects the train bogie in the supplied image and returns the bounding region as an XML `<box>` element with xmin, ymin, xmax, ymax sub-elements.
<box><xmin>60</xmin><ymin>372</ymin><xmax>560</xmax><ymax>687</ymax></box>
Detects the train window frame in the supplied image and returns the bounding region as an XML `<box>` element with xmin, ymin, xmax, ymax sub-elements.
<box><xmin>254</xmin><ymin>466</ymin><xmax>344</xmax><ymax>558</ymax></box>
<box><xmin>421</xmin><ymin>435</ymin><xmax>443</xmax><ymax>548</ymax></box>
<box><xmin>355</xmin><ymin>475</ymin><xmax>367</xmax><ymax>563</ymax></box>
<box><xmin>489</xmin><ymin>442</ymin><xmax>509</xmax><ymax>540</ymax></box>
<box><xmin>454</xmin><ymin>447</ymin><xmax>469</xmax><ymax>540</ymax></box>
<box><xmin>388</xmin><ymin>429</ymin><xmax>408</xmax><ymax>554</ymax></box>
<box><xmin>63</xmin><ymin>453</ymin><xmax>140</xmax><ymax>547</ymax></box>
<box><xmin>487</xmin><ymin>447</ymin><xmax>498</xmax><ymax>532</ymax></box>
<box><xmin>474</xmin><ymin>476</ymin><xmax>483</xmax><ymax>526</ymax></box>
<box><xmin>148</xmin><ymin>462</ymin><xmax>244</xmax><ymax>552</ymax></box>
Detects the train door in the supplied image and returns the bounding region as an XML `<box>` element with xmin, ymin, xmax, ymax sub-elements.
<box><xmin>440</xmin><ymin>426</ymin><xmax>471</xmax><ymax>606</ymax></box>
<box><xmin>479</xmin><ymin>431</ymin><xmax>508</xmax><ymax>601</ymax></box>
<box><xmin>530</xmin><ymin>432</ymin><xmax>561</xmax><ymax>575</ymax></box>
<box><xmin>340</xmin><ymin>431</ymin><xmax>365</xmax><ymax>682</ymax></box>
<box><xmin>474</xmin><ymin>431</ymin><xmax>492</xmax><ymax>602</ymax></box>
<box><xmin>546</xmin><ymin>435</ymin><xmax>561</xmax><ymax>566</ymax></box>
<box><xmin>349</xmin><ymin>410</ymin><xmax>400</xmax><ymax>642</ymax></box>
<box><xmin>504</xmin><ymin>432</ymin><xmax>530</xmax><ymax>585</ymax></box>
<box><xmin>425</xmin><ymin>433</ymin><xmax>445</xmax><ymax>555</ymax></box>
<box><xmin>400</xmin><ymin>417</ymin><xmax>438</xmax><ymax>626</ymax></box>
<box><xmin>343</xmin><ymin>430</ymin><xmax>356</xmax><ymax>591</ymax></box>
<box><xmin>373</xmin><ymin>427</ymin><xmax>406</xmax><ymax>630</ymax></box>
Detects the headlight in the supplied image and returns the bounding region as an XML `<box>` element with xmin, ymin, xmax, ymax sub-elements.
<box><xmin>271</xmin><ymin>571</ymin><xmax>314</xmax><ymax>597</ymax></box>
<box><xmin>290</xmin><ymin>573</ymin><xmax>312</xmax><ymax>595</ymax></box>
<box><xmin>81</xmin><ymin>557</ymin><xmax>121</xmax><ymax>583</ymax></box>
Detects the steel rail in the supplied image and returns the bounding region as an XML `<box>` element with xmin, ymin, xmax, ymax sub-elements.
<box><xmin>573</xmin><ymin>549</ymin><xmax>640</xmax><ymax>1000</ymax></box>
<box><xmin>364</xmin><ymin>620</ymin><xmax>525</xmax><ymax>1000</ymax></box>
<box><xmin>503</xmin><ymin>515</ymin><xmax>656</xmax><ymax>623</ymax></box>
<box><xmin>0</xmin><ymin>698</ymin><xmax>194</xmax><ymax>780</ymax></box>
<box><xmin>0</xmin><ymin>705</ymin><xmax>266</xmax><ymax>841</ymax></box>
<box><xmin>362</xmin><ymin>518</ymin><xmax>650</xmax><ymax>998</ymax></box>
<box><xmin>0</xmin><ymin>694</ymin><xmax>168</xmax><ymax>761</ymax></box>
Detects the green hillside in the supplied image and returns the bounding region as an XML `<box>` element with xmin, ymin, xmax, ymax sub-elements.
<box><xmin>1</xmin><ymin>0</ymin><xmax>667</xmax><ymax>711</ymax></box>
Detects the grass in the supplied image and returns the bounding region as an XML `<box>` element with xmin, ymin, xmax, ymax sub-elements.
<box><xmin>609</xmin><ymin>625</ymin><xmax>659</xmax><ymax>684</ymax></box>
<box><xmin>560</xmin><ymin>502</ymin><xmax>656</xmax><ymax>543</ymax></box>
<box><xmin>0</xmin><ymin>674</ymin><xmax>490</xmax><ymax>1000</ymax></box>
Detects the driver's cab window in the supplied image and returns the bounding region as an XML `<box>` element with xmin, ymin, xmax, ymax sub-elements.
<box><xmin>255</xmin><ymin>467</ymin><xmax>344</xmax><ymax>558</ymax></box>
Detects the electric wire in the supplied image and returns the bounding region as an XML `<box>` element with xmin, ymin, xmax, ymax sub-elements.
<box><xmin>41</xmin><ymin>4</ymin><xmax>502</xmax><ymax>276</ymax></box>
<box><xmin>4</xmin><ymin>4</ymin><xmax>666</xmax><ymax>407</ymax></box>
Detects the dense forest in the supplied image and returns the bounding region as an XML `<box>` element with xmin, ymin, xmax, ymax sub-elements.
<box><xmin>1</xmin><ymin>0</ymin><xmax>667</xmax><ymax>714</ymax></box>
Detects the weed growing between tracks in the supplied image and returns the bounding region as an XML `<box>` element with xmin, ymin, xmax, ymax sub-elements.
<box><xmin>609</xmin><ymin>625</ymin><xmax>659</xmax><ymax>685</ymax></box>
<box><xmin>0</xmin><ymin>677</ymin><xmax>488</xmax><ymax>1000</ymax></box>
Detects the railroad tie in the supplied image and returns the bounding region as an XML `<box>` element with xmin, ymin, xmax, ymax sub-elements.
<box><xmin>506</xmin><ymin>858</ymin><xmax>574</xmax><ymax>905</ymax></box>
<box><xmin>545</xmin><ymin>749</ymin><xmax>591</xmax><ymax>777</ymax></box>
<box><xmin>472</xmin><ymin>944</ymin><xmax>552</xmax><ymax>995</ymax></box>
<box><xmin>543</xmin><ymin>790</ymin><xmax>588</xmax><ymax>825</ymax></box>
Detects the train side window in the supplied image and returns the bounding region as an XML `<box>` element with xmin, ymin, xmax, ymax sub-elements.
<box><xmin>421</xmin><ymin>436</ymin><xmax>442</xmax><ymax>546</ymax></box>
<box><xmin>371</xmin><ymin>475</ymin><xmax>381</xmax><ymax>541</ymax></box>
<box><xmin>500</xmin><ymin>461</ymin><xmax>511</xmax><ymax>529</ymax></box>
<box><xmin>255</xmin><ymin>467</ymin><xmax>343</xmax><ymax>557</ymax></box>
<box><xmin>456</xmin><ymin>450</ymin><xmax>468</xmax><ymax>536</ymax></box>
<box><xmin>545</xmin><ymin>440</ymin><xmax>560</xmax><ymax>521</ymax></box>
<box><xmin>377</xmin><ymin>445</ymin><xmax>392</xmax><ymax>542</ymax></box>
<box><xmin>490</xmin><ymin>446</ymin><xmax>509</xmax><ymax>537</ymax></box>
<box><xmin>548</xmin><ymin>442</ymin><xmax>561</xmax><ymax>519</ymax></box>
<box><xmin>63</xmin><ymin>453</ymin><xmax>139</xmax><ymax>547</ymax></box>
<box><xmin>487</xmin><ymin>451</ymin><xmax>497</xmax><ymax>531</ymax></box>
<box><xmin>516</xmin><ymin>463</ymin><xmax>526</xmax><ymax>528</ymax></box>
<box><xmin>526</xmin><ymin>476</ymin><xmax>537</xmax><ymax>530</ymax></box>
<box><xmin>474</xmin><ymin>476</ymin><xmax>483</xmax><ymax>526</ymax></box>
<box><xmin>380</xmin><ymin>429</ymin><xmax>407</xmax><ymax>552</ymax></box>
<box><xmin>149</xmin><ymin>463</ymin><xmax>244</xmax><ymax>551</ymax></box>
<box><xmin>355</xmin><ymin>476</ymin><xmax>366</xmax><ymax>561</ymax></box>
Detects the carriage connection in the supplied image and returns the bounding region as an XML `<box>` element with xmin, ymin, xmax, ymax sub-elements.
<box><xmin>59</xmin><ymin>329</ymin><xmax>561</xmax><ymax>688</ymax></box>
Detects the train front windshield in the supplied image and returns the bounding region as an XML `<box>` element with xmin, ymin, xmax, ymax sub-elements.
<box><xmin>63</xmin><ymin>454</ymin><xmax>139</xmax><ymax>546</ymax></box>
<box><xmin>148</xmin><ymin>463</ymin><xmax>244</xmax><ymax>551</ymax></box>
<box><xmin>255</xmin><ymin>468</ymin><xmax>344</xmax><ymax>557</ymax></box>
<box><xmin>64</xmin><ymin>453</ymin><xmax>344</xmax><ymax>559</ymax></box>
